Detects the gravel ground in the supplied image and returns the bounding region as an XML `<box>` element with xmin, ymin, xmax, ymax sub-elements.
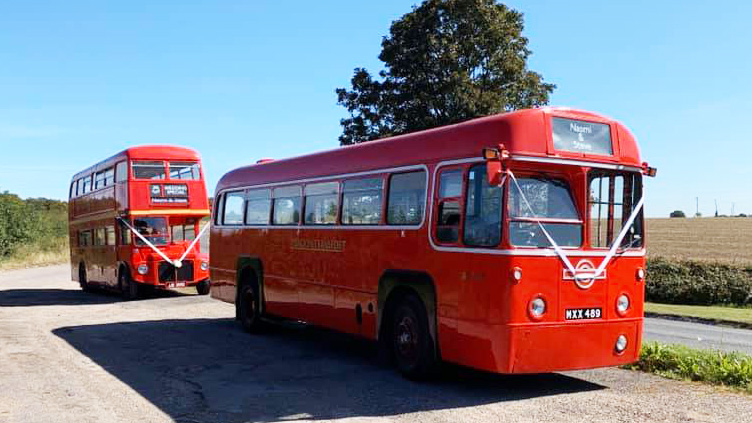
<box><xmin>1</xmin><ymin>265</ymin><xmax>752</xmax><ymax>423</ymax></box>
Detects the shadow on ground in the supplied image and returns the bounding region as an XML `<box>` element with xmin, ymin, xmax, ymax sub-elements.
<box><xmin>54</xmin><ymin>318</ymin><xmax>606</xmax><ymax>422</ymax></box>
<box><xmin>0</xmin><ymin>287</ymin><xmax>190</xmax><ymax>307</ymax></box>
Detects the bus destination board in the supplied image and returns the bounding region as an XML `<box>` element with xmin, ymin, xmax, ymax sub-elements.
<box><xmin>552</xmin><ymin>118</ymin><xmax>613</xmax><ymax>155</ymax></box>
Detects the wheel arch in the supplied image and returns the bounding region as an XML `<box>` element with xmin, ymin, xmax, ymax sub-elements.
<box><xmin>236</xmin><ymin>256</ymin><xmax>265</xmax><ymax>318</ymax></box>
<box><xmin>377</xmin><ymin>269</ymin><xmax>439</xmax><ymax>357</ymax></box>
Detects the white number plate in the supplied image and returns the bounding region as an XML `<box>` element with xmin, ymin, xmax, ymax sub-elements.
<box><xmin>565</xmin><ymin>308</ymin><xmax>602</xmax><ymax>320</ymax></box>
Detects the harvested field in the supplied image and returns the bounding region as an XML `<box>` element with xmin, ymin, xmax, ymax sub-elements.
<box><xmin>647</xmin><ymin>217</ymin><xmax>752</xmax><ymax>265</ymax></box>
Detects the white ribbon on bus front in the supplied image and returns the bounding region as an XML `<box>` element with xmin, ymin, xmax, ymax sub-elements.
<box><xmin>118</xmin><ymin>217</ymin><xmax>210</xmax><ymax>268</ymax></box>
<box><xmin>506</xmin><ymin>170</ymin><xmax>645</xmax><ymax>283</ymax></box>
<box><xmin>176</xmin><ymin>222</ymin><xmax>210</xmax><ymax>265</ymax></box>
<box><xmin>117</xmin><ymin>217</ymin><xmax>177</xmax><ymax>266</ymax></box>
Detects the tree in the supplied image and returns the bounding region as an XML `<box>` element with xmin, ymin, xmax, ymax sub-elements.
<box><xmin>336</xmin><ymin>0</ymin><xmax>555</xmax><ymax>145</ymax></box>
<box><xmin>669</xmin><ymin>210</ymin><xmax>686</xmax><ymax>218</ymax></box>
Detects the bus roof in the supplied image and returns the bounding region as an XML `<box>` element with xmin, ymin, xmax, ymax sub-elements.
<box><xmin>217</xmin><ymin>107</ymin><xmax>641</xmax><ymax>192</ymax></box>
<box><xmin>71</xmin><ymin>145</ymin><xmax>201</xmax><ymax>180</ymax></box>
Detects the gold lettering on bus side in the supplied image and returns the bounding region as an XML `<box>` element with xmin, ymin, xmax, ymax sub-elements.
<box><xmin>291</xmin><ymin>238</ymin><xmax>347</xmax><ymax>253</ymax></box>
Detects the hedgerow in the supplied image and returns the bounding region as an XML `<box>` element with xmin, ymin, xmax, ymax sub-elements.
<box><xmin>646</xmin><ymin>258</ymin><xmax>752</xmax><ymax>306</ymax></box>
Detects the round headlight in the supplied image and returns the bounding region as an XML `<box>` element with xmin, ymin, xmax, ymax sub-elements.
<box><xmin>617</xmin><ymin>294</ymin><xmax>630</xmax><ymax>315</ymax></box>
<box><xmin>137</xmin><ymin>264</ymin><xmax>149</xmax><ymax>275</ymax></box>
<box><xmin>530</xmin><ymin>297</ymin><xmax>546</xmax><ymax>318</ymax></box>
<box><xmin>615</xmin><ymin>335</ymin><xmax>628</xmax><ymax>353</ymax></box>
<box><xmin>201</xmin><ymin>261</ymin><xmax>209</xmax><ymax>271</ymax></box>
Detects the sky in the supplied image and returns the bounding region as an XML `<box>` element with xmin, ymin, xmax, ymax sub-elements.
<box><xmin>1</xmin><ymin>0</ymin><xmax>750</xmax><ymax>218</ymax></box>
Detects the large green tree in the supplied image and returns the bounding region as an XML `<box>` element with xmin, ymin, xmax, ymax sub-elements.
<box><xmin>336</xmin><ymin>0</ymin><xmax>555</xmax><ymax>145</ymax></box>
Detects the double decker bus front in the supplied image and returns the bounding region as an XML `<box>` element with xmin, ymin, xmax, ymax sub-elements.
<box><xmin>123</xmin><ymin>154</ymin><xmax>211</xmax><ymax>292</ymax></box>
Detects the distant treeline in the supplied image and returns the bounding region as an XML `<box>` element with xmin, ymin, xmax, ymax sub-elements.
<box><xmin>0</xmin><ymin>191</ymin><xmax>68</xmax><ymax>259</ymax></box>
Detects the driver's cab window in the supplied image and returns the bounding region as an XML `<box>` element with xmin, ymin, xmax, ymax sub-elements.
<box><xmin>435</xmin><ymin>169</ymin><xmax>463</xmax><ymax>244</ymax></box>
<box><xmin>463</xmin><ymin>164</ymin><xmax>502</xmax><ymax>247</ymax></box>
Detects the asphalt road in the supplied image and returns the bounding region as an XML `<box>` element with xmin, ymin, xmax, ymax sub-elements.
<box><xmin>1</xmin><ymin>265</ymin><xmax>752</xmax><ymax>423</ymax></box>
<box><xmin>644</xmin><ymin>317</ymin><xmax>752</xmax><ymax>355</ymax></box>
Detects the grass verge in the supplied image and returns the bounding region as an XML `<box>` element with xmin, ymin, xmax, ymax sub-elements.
<box><xmin>0</xmin><ymin>237</ymin><xmax>68</xmax><ymax>271</ymax></box>
<box><xmin>627</xmin><ymin>342</ymin><xmax>752</xmax><ymax>393</ymax></box>
<box><xmin>646</xmin><ymin>302</ymin><xmax>752</xmax><ymax>327</ymax></box>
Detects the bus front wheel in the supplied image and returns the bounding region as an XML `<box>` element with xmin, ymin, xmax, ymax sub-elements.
<box><xmin>390</xmin><ymin>294</ymin><xmax>437</xmax><ymax>380</ymax></box>
<box><xmin>238</xmin><ymin>282</ymin><xmax>262</xmax><ymax>333</ymax></box>
<box><xmin>79</xmin><ymin>264</ymin><xmax>91</xmax><ymax>292</ymax></box>
<box><xmin>119</xmin><ymin>268</ymin><xmax>139</xmax><ymax>300</ymax></box>
<box><xmin>196</xmin><ymin>280</ymin><xmax>211</xmax><ymax>296</ymax></box>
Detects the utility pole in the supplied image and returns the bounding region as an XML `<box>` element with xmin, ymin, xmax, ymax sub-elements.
<box><xmin>696</xmin><ymin>197</ymin><xmax>699</xmax><ymax>217</ymax></box>
<box><xmin>732</xmin><ymin>203</ymin><xmax>735</xmax><ymax>216</ymax></box>
<box><xmin>715</xmin><ymin>200</ymin><xmax>718</xmax><ymax>217</ymax></box>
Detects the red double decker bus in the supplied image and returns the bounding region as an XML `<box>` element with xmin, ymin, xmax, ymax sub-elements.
<box><xmin>210</xmin><ymin>107</ymin><xmax>656</xmax><ymax>378</ymax></box>
<box><xmin>69</xmin><ymin>145</ymin><xmax>211</xmax><ymax>299</ymax></box>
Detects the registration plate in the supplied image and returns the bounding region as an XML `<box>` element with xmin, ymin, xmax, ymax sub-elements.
<box><xmin>166</xmin><ymin>282</ymin><xmax>187</xmax><ymax>288</ymax></box>
<box><xmin>565</xmin><ymin>308</ymin><xmax>603</xmax><ymax>320</ymax></box>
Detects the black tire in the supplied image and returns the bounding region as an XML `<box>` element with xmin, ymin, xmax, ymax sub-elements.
<box><xmin>238</xmin><ymin>281</ymin><xmax>263</xmax><ymax>333</ymax></box>
<box><xmin>390</xmin><ymin>294</ymin><xmax>437</xmax><ymax>380</ymax></box>
<box><xmin>120</xmin><ymin>268</ymin><xmax>139</xmax><ymax>300</ymax></box>
<box><xmin>79</xmin><ymin>264</ymin><xmax>92</xmax><ymax>292</ymax></box>
<box><xmin>196</xmin><ymin>280</ymin><xmax>211</xmax><ymax>296</ymax></box>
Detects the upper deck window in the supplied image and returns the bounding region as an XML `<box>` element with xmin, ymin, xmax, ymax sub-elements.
<box><xmin>589</xmin><ymin>172</ymin><xmax>643</xmax><ymax>249</ymax></box>
<box><xmin>508</xmin><ymin>177</ymin><xmax>582</xmax><ymax>247</ymax></box>
<box><xmin>132</xmin><ymin>161</ymin><xmax>166</xmax><ymax>180</ymax></box>
<box><xmin>387</xmin><ymin>171</ymin><xmax>426</xmax><ymax>225</ymax></box>
<box><xmin>552</xmin><ymin>118</ymin><xmax>613</xmax><ymax>156</ymax></box>
<box><xmin>169</xmin><ymin>162</ymin><xmax>201</xmax><ymax>180</ymax></box>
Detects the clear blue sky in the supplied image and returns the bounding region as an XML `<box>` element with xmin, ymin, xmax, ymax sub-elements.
<box><xmin>1</xmin><ymin>0</ymin><xmax>750</xmax><ymax>218</ymax></box>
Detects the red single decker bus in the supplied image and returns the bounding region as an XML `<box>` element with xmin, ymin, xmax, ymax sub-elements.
<box><xmin>69</xmin><ymin>145</ymin><xmax>212</xmax><ymax>299</ymax></box>
<box><xmin>210</xmin><ymin>107</ymin><xmax>656</xmax><ymax>378</ymax></box>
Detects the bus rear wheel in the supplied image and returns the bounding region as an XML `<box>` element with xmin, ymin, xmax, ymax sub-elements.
<box><xmin>238</xmin><ymin>282</ymin><xmax>262</xmax><ymax>333</ymax></box>
<box><xmin>196</xmin><ymin>280</ymin><xmax>211</xmax><ymax>296</ymax></box>
<box><xmin>390</xmin><ymin>294</ymin><xmax>437</xmax><ymax>380</ymax></box>
<box><xmin>119</xmin><ymin>268</ymin><xmax>139</xmax><ymax>300</ymax></box>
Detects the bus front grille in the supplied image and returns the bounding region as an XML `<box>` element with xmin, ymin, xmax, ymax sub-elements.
<box><xmin>158</xmin><ymin>261</ymin><xmax>194</xmax><ymax>282</ymax></box>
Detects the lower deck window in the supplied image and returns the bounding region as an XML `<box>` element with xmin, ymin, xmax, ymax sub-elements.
<box><xmin>387</xmin><ymin>171</ymin><xmax>426</xmax><ymax>225</ymax></box>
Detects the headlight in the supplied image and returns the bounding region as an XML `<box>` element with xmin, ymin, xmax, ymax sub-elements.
<box><xmin>529</xmin><ymin>297</ymin><xmax>546</xmax><ymax>319</ymax></box>
<box><xmin>615</xmin><ymin>335</ymin><xmax>628</xmax><ymax>353</ymax></box>
<box><xmin>201</xmin><ymin>261</ymin><xmax>209</xmax><ymax>271</ymax></box>
<box><xmin>137</xmin><ymin>264</ymin><xmax>149</xmax><ymax>275</ymax></box>
<box><xmin>616</xmin><ymin>294</ymin><xmax>630</xmax><ymax>315</ymax></box>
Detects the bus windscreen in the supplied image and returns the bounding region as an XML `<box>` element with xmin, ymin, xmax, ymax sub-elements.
<box><xmin>552</xmin><ymin>118</ymin><xmax>613</xmax><ymax>156</ymax></box>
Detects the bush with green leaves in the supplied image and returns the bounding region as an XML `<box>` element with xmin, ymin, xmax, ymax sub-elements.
<box><xmin>629</xmin><ymin>342</ymin><xmax>752</xmax><ymax>393</ymax></box>
<box><xmin>0</xmin><ymin>191</ymin><xmax>68</xmax><ymax>259</ymax></box>
<box><xmin>646</xmin><ymin>258</ymin><xmax>752</xmax><ymax>306</ymax></box>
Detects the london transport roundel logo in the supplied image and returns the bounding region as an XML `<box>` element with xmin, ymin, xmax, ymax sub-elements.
<box><xmin>574</xmin><ymin>260</ymin><xmax>597</xmax><ymax>290</ymax></box>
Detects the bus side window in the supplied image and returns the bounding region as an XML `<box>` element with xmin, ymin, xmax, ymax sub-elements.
<box><xmin>246</xmin><ymin>189</ymin><xmax>271</xmax><ymax>225</ymax></box>
<box><xmin>436</xmin><ymin>169</ymin><xmax>463</xmax><ymax>244</ymax></box>
<box><xmin>342</xmin><ymin>177</ymin><xmax>383</xmax><ymax>225</ymax></box>
<box><xmin>273</xmin><ymin>186</ymin><xmax>301</xmax><ymax>225</ymax></box>
<box><xmin>304</xmin><ymin>182</ymin><xmax>338</xmax><ymax>225</ymax></box>
<box><xmin>116</xmin><ymin>162</ymin><xmax>128</xmax><ymax>182</ymax></box>
<box><xmin>463</xmin><ymin>164</ymin><xmax>502</xmax><ymax>247</ymax></box>
<box><xmin>119</xmin><ymin>221</ymin><xmax>131</xmax><ymax>245</ymax></box>
<box><xmin>223</xmin><ymin>191</ymin><xmax>246</xmax><ymax>226</ymax></box>
<box><xmin>79</xmin><ymin>230</ymin><xmax>91</xmax><ymax>247</ymax></box>
<box><xmin>387</xmin><ymin>171</ymin><xmax>427</xmax><ymax>225</ymax></box>
<box><xmin>105</xmin><ymin>226</ymin><xmax>116</xmax><ymax>246</ymax></box>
